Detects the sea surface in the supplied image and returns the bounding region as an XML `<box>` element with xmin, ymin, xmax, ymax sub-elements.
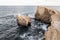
<box><xmin>0</xmin><ymin>6</ymin><xmax>60</xmax><ymax>40</ymax></box>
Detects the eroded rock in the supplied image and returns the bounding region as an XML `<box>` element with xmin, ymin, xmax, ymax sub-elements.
<box><xmin>45</xmin><ymin>25</ymin><xmax>60</xmax><ymax>40</ymax></box>
<box><xmin>45</xmin><ymin>14</ymin><xmax>60</xmax><ymax>40</ymax></box>
<box><xmin>35</xmin><ymin>6</ymin><xmax>50</xmax><ymax>23</ymax></box>
<box><xmin>35</xmin><ymin>6</ymin><xmax>58</xmax><ymax>23</ymax></box>
<box><xmin>51</xmin><ymin>14</ymin><xmax>60</xmax><ymax>30</ymax></box>
<box><xmin>16</xmin><ymin>14</ymin><xmax>31</xmax><ymax>27</ymax></box>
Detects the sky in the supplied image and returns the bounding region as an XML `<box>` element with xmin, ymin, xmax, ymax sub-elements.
<box><xmin>0</xmin><ymin>0</ymin><xmax>60</xmax><ymax>6</ymax></box>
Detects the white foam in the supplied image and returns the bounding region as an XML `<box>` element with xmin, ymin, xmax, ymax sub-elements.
<box><xmin>20</xmin><ymin>33</ymin><xmax>26</xmax><ymax>38</ymax></box>
<box><xmin>41</xmin><ymin>24</ymin><xmax>48</xmax><ymax>31</ymax></box>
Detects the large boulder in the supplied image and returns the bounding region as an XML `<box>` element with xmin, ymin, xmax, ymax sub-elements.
<box><xmin>45</xmin><ymin>14</ymin><xmax>60</xmax><ymax>40</ymax></box>
<box><xmin>16</xmin><ymin>14</ymin><xmax>31</xmax><ymax>27</ymax></box>
<box><xmin>35</xmin><ymin>6</ymin><xmax>58</xmax><ymax>23</ymax></box>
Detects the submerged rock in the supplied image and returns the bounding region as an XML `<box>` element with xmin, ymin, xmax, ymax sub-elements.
<box><xmin>16</xmin><ymin>14</ymin><xmax>31</xmax><ymax>27</ymax></box>
<box><xmin>35</xmin><ymin>6</ymin><xmax>58</xmax><ymax>23</ymax></box>
<box><xmin>45</xmin><ymin>14</ymin><xmax>60</xmax><ymax>40</ymax></box>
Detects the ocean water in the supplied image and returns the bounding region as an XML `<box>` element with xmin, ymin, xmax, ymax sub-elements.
<box><xmin>0</xmin><ymin>6</ymin><xmax>59</xmax><ymax>40</ymax></box>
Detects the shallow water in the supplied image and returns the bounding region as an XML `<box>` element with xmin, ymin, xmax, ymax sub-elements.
<box><xmin>0</xmin><ymin>6</ymin><xmax>59</xmax><ymax>40</ymax></box>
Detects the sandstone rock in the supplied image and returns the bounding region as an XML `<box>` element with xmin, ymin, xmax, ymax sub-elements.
<box><xmin>45</xmin><ymin>14</ymin><xmax>60</xmax><ymax>40</ymax></box>
<box><xmin>45</xmin><ymin>26</ymin><xmax>52</xmax><ymax>40</ymax></box>
<box><xmin>16</xmin><ymin>14</ymin><xmax>31</xmax><ymax>27</ymax></box>
<box><xmin>35</xmin><ymin>6</ymin><xmax>59</xmax><ymax>23</ymax></box>
<box><xmin>51</xmin><ymin>14</ymin><xmax>60</xmax><ymax>22</ymax></box>
<box><xmin>45</xmin><ymin>7</ymin><xmax>60</xmax><ymax>15</ymax></box>
<box><xmin>51</xmin><ymin>14</ymin><xmax>60</xmax><ymax>30</ymax></box>
<box><xmin>45</xmin><ymin>26</ymin><xmax>60</xmax><ymax>40</ymax></box>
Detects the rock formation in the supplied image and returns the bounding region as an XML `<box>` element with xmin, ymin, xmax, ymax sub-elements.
<box><xmin>35</xmin><ymin>6</ymin><xmax>60</xmax><ymax>40</ymax></box>
<box><xmin>45</xmin><ymin>14</ymin><xmax>60</xmax><ymax>40</ymax></box>
<box><xmin>16</xmin><ymin>6</ymin><xmax>60</xmax><ymax>40</ymax></box>
<box><xmin>16</xmin><ymin>14</ymin><xmax>31</xmax><ymax>27</ymax></box>
<box><xmin>35</xmin><ymin>6</ymin><xmax>59</xmax><ymax>23</ymax></box>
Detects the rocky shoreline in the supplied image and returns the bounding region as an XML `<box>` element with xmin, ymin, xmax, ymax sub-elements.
<box><xmin>16</xmin><ymin>6</ymin><xmax>60</xmax><ymax>40</ymax></box>
<box><xmin>35</xmin><ymin>6</ymin><xmax>60</xmax><ymax>40</ymax></box>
